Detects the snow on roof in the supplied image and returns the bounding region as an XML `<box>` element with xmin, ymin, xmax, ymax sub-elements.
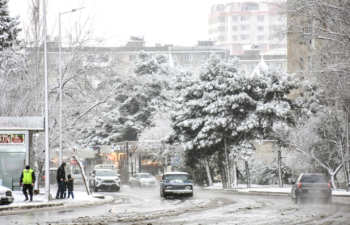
<box><xmin>164</xmin><ymin>172</ymin><xmax>189</xmax><ymax>175</ymax></box>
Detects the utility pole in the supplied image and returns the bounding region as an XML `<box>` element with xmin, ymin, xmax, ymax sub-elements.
<box><xmin>43</xmin><ymin>0</ymin><xmax>50</xmax><ymax>202</ymax></box>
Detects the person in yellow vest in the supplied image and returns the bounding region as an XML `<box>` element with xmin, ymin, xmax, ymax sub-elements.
<box><xmin>20</xmin><ymin>165</ymin><xmax>36</xmax><ymax>202</ymax></box>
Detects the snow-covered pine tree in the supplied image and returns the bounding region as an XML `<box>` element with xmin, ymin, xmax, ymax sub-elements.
<box><xmin>169</xmin><ymin>53</ymin><xmax>297</xmax><ymax>187</ymax></box>
<box><xmin>0</xmin><ymin>0</ymin><xmax>20</xmax><ymax>50</ymax></box>
<box><xmin>75</xmin><ymin>51</ymin><xmax>174</xmax><ymax>147</ymax></box>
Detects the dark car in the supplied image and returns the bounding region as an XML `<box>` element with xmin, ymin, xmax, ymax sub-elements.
<box><xmin>160</xmin><ymin>172</ymin><xmax>193</xmax><ymax>198</ymax></box>
<box><xmin>291</xmin><ymin>173</ymin><xmax>332</xmax><ymax>204</ymax></box>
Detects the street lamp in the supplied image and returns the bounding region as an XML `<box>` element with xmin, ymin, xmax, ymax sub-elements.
<box><xmin>59</xmin><ymin>7</ymin><xmax>84</xmax><ymax>166</ymax></box>
<box><xmin>43</xmin><ymin>0</ymin><xmax>50</xmax><ymax>202</ymax></box>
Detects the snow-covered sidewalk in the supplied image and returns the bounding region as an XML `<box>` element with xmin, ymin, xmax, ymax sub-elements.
<box><xmin>0</xmin><ymin>189</ymin><xmax>114</xmax><ymax>215</ymax></box>
<box><xmin>202</xmin><ymin>183</ymin><xmax>350</xmax><ymax>197</ymax></box>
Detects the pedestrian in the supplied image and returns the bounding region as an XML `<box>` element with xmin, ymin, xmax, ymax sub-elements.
<box><xmin>20</xmin><ymin>165</ymin><xmax>36</xmax><ymax>202</ymax></box>
<box><xmin>58</xmin><ymin>178</ymin><xmax>66</xmax><ymax>199</ymax></box>
<box><xmin>67</xmin><ymin>174</ymin><xmax>74</xmax><ymax>199</ymax></box>
<box><xmin>55</xmin><ymin>162</ymin><xmax>66</xmax><ymax>199</ymax></box>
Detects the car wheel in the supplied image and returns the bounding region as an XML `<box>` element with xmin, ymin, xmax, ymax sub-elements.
<box><xmin>189</xmin><ymin>192</ymin><xmax>193</xmax><ymax>197</ymax></box>
<box><xmin>129</xmin><ymin>182</ymin><xmax>133</xmax><ymax>188</ymax></box>
<box><xmin>293</xmin><ymin>193</ymin><xmax>298</xmax><ymax>204</ymax></box>
<box><xmin>115</xmin><ymin>187</ymin><xmax>120</xmax><ymax>192</ymax></box>
<box><xmin>94</xmin><ymin>183</ymin><xmax>98</xmax><ymax>192</ymax></box>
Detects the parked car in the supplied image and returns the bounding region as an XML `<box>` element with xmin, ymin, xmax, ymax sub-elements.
<box><xmin>129</xmin><ymin>173</ymin><xmax>158</xmax><ymax>188</ymax></box>
<box><xmin>0</xmin><ymin>185</ymin><xmax>14</xmax><ymax>205</ymax></box>
<box><xmin>291</xmin><ymin>173</ymin><xmax>332</xmax><ymax>204</ymax></box>
<box><xmin>160</xmin><ymin>172</ymin><xmax>193</xmax><ymax>198</ymax></box>
<box><xmin>89</xmin><ymin>169</ymin><xmax>120</xmax><ymax>192</ymax></box>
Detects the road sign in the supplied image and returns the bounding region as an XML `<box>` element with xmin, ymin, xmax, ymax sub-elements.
<box><xmin>171</xmin><ymin>157</ymin><xmax>180</xmax><ymax>166</ymax></box>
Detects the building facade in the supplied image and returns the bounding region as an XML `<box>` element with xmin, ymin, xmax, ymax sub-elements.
<box><xmin>209</xmin><ymin>1</ymin><xmax>286</xmax><ymax>55</ymax></box>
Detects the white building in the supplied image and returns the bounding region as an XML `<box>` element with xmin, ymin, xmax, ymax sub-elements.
<box><xmin>208</xmin><ymin>1</ymin><xmax>286</xmax><ymax>55</ymax></box>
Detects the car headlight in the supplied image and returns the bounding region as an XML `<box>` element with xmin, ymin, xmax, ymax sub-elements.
<box><xmin>0</xmin><ymin>192</ymin><xmax>4</xmax><ymax>195</ymax></box>
<box><xmin>165</xmin><ymin>185</ymin><xmax>172</xmax><ymax>189</ymax></box>
<box><xmin>141</xmin><ymin>180</ymin><xmax>148</xmax><ymax>183</ymax></box>
<box><xmin>185</xmin><ymin>186</ymin><xmax>192</xmax><ymax>189</ymax></box>
<box><xmin>96</xmin><ymin>178</ymin><xmax>102</xmax><ymax>181</ymax></box>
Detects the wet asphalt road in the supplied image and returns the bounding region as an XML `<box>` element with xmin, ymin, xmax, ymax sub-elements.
<box><xmin>1</xmin><ymin>185</ymin><xmax>350</xmax><ymax>225</ymax></box>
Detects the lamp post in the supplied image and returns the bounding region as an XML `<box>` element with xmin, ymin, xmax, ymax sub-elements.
<box><xmin>59</xmin><ymin>7</ymin><xmax>84</xmax><ymax>166</ymax></box>
<box><xmin>43</xmin><ymin>0</ymin><xmax>50</xmax><ymax>202</ymax></box>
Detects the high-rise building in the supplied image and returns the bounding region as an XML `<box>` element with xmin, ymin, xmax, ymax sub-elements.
<box><xmin>208</xmin><ymin>1</ymin><xmax>286</xmax><ymax>55</ymax></box>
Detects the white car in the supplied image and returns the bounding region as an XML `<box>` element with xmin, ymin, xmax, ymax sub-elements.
<box><xmin>0</xmin><ymin>186</ymin><xmax>14</xmax><ymax>205</ymax></box>
<box><xmin>89</xmin><ymin>169</ymin><xmax>121</xmax><ymax>192</ymax></box>
<box><xmin>129</xmin><ymin>173</ymin><xmax>158</xmax><ymax>188</ymax></box>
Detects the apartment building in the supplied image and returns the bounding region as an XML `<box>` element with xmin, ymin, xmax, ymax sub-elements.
<box><xmin>209</xmin><ymin>1</ymin><xmax>286</xmax><ymax>55</ymax></box>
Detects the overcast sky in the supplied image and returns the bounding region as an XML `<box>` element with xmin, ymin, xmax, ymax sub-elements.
<box><xmin>8</xmin><ymin>0</ymin><xmax>267</xmax><ymax>47</ymax></box>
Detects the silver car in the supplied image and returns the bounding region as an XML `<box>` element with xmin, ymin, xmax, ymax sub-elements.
<box><xmin>129</xmin><ymin>173</ymin><xmax>158</xmax><ymax>188</ymax></box>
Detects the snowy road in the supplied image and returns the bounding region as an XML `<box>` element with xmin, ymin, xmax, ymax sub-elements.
<box><xmin>1</xmin><ymin>186</ymin><xmax>350</xmax><ymax>225</ymax></box>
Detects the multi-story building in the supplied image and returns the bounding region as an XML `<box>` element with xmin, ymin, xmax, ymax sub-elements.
<box><xmin>209</xmin><ymin>1</ymin><xmax>286</xmax><ymax>55</ymax></box>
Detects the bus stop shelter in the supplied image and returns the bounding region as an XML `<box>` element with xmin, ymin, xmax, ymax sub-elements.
<box><xmin>0</xmin><ymin>117</ymin><xmax>44</xmax><ymax>190</ymax></box>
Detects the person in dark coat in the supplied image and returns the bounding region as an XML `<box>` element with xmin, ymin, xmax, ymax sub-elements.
<box><xmin>67</xmin><ymin>174</ymin><xmax>74</xmax><ymax>199</ymax></box>
<box><xmin>55</xmin><ymin>162</ymin><xmax>66</xmax><ymax>199</ymax></box>
<box><xmin>58</xmin><ymin>178</ymin><xmax>66</xmax><ymax>199</ymax></box>
<box><xmin>20</xmin><ymin>165</ymin><xmax>36</xmax><ymax>202</ymax></box>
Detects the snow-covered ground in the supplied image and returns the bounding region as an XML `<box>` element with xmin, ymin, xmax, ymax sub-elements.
<box><xmin>205</xmin><ymin>183</ymin><xmax>350</xmax><ymax>196</ymax></box>
<box><xmin>0</xmin><ymin>188</ymin><xmax>114</xmax><ymax>215</ymax></box>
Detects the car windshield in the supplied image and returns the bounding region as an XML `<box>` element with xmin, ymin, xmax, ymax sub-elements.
<box><xmin>300</xmin><ymin>175</ymin><xmax>326</xmax><ymax>183</ymax></box>
<box><xmin>140</xmin><ymin>174</ymin><xmax>153</xmax><ymax>178</ymax></box>
<box><xmin>96</xmin><ymin>171</ymin><xmax>116</xmax><ymax>176</ymax></box>
<box><xmin>165</xmin><ymin>174</ymin><xmax>189</xmax><ymax>183</ymax></box>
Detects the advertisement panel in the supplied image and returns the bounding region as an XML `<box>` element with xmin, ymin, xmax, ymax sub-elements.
<box><xmin>0</xmin><ymin>134</ymin><xmax>25</xmax><ymax>145</ymax></box>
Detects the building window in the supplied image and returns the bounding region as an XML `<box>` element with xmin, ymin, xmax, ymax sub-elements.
<box><xmin>259</xmin><ymin>44</ymin><xmax>264</xmax><ymax>50</ymax></box>
<box><xmin>218</xmin><ymin>36</ymin><xmax>225</xmax><ymax>42</ymax></box>
<box><xmin>276</xmin><ymin>63</ymin><xmax>283</xmax><ymax>69</ymax></box>
<box><xmin>242</xmin><ymin>3</ymin><xmax>259</xmax><ymax>11</ymax></box>
<box><xmin>241</xmin><ymin>35</ymin><xmax>250</xmax><ymax>40</ymax></box>
<box><xmin>257</xmin><ymin>26</ymin><xmax>264</xmax><ymax>31</ymax></box>
<box><xmin>232</xmin><ymin>16</ymin><xmax>238</xmax><ymax>21</ymax></box>
<box><xmin>241</xmin><ymin>16</ymin><xmax>249</xmax><ymax>21</ymax></box>
<box><xmin>218</xmin><ymin>26</ymin><xmax>225</xmax><ymax>32</ymax></box>
<box><xmin>241</xmin><ymin>25</ymin><xmax>249</xmax><ymax>31</ymax></box>
<box><xmin>257</xmin><ymin>16</ymin><xmax>264</xmax><ymax>22</ymax></box>
<box><xmin>218</xmin><ymin>16</ymin><xmax>225</xmax><ymax>23</ymax></box>
<box><xmin>201</xmin><ymin>54</ymin><xmax>207</xmax><ymax>61</ymax></box>
<box><xmin>232</xmin><ymin>44</ymin><xmax>238</xmax><ymax>50</ymax></box>
<box><xmin>232</xmin><ymin>35</ymin><xmax>238</xmax><ymax>41</ymax></box>
<box><xmin>185</xmin><ymin>54</ymin><xmax>193</xmax><ymax>61</ymax></box>
<box><xmin>257</xmin><ymin>35</ymin><xmax>264</xmax><ymax>41</ymax></box>
<box><xmin>232</xmin><ymin>26</ymin><xmax>238</xmax><ymax>31</ymax></box>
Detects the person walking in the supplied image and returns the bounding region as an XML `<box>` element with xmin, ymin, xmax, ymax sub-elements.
<box><xmin>67</xmin><ymin>174</ymin><xmax>74</xmax><ymax>199</ymax></box>
<box><xmin>20</xmin><ymin>165</ymin><xmax>36</xmax><ymax>202</ymax></box>
<box><xmin>55</xmin><ymin>162</ymin><xmax>66</xmax><ymax>199</ymax></box>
